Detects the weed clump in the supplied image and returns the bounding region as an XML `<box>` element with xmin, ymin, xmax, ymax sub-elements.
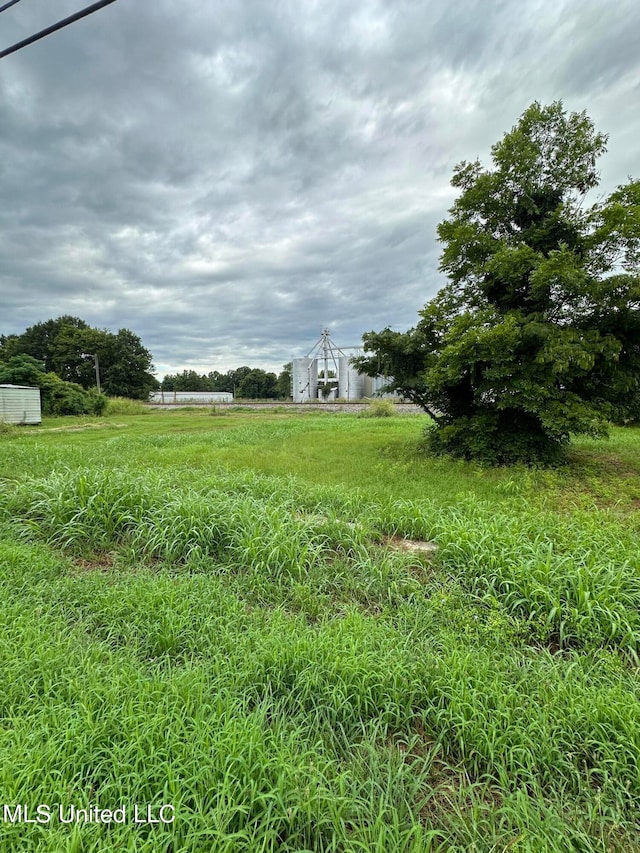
<box><xmin>359</xmin><ymin>399</ymin><xmax>397</xmax><ymax>418</ymax></box>
<box><xmin>0</xmin><ymin>422</ymin><xmax>20</xmax><ymax>438</ymax></box>
<box><xmin>105</xmin><ymin>397</ymin><xmax>150</xmax><ymax>415</ymax></box>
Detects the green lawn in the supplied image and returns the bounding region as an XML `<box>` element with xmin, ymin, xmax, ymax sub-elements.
<box><xmin>1</xmin><ymin>410</ymin><xmax>639</xmax><ymax>851</ymax></box>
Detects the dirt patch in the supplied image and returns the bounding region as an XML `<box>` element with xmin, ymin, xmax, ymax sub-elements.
<box><xmin>385</xmin><ymin>536</ymin><xmax>438</xmax><ymax>556</ymax></box>
<box><xmin>568</xmin><ymin>450</ymin><xmax>640</xmax><ymax>480</ymax></box>
<box><xmin>419</xmin><ymin>761</ymin><xmax>503</xmax><ymax>827</ymax></box>
<box><xmin>149</xmin><ymin>402</ymin><xmax>424</xmax><ymax>414</ymax></box>
<box><xmin>295</xmin><ymin>512</ymin><xmax>329</xmax><ymax>524</ymax></box>
<box><xmin>38</xmin><ymin>422</ymin><xmax>127</xmax><ymax>433</ymax></box>
<box><xmin>69</xmin><ymin>553</ymin><xmax>115</xmax><ymax>573</ymax></box>
<box><xmin>589</xmin><ymin>453</ymin><xmax>640</xmax><ymax>478</ymax></box>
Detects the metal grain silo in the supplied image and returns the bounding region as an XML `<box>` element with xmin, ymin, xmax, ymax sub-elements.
<box><xmin>338</xmin><ymin>357</ymin><xmax>365</xmax><ymax>401</ymax></box>
<box><xmin>292</xmin><ymin>358</ymin><xmax>318</xmax><ymax>402</ymax></box>
<box><xmin>369</xmin><ymin>375</ymin><xmax>398</xmax><ymax>398</ymax></box>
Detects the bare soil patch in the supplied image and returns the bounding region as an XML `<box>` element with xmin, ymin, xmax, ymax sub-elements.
<box><xmin>385</xmin><ymin>535</ymin><xmax>438</xmax><ymax>556</ymax></box>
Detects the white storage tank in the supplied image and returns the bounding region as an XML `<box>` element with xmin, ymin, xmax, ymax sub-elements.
<box><xmin>0</xmin><ymin>384</ymin><xmax>41</xmax><ymax>425</ymax></box>
<box><xmin>338</xmin><ymin>357</ymin><xmax>365</xmax><ymax>401</ymax></box>
<box><xmin>367</xmin><ymin>376</ymin><xmax>398</xmax><ymax>400</ymax></box>
<box><xmin>292</xmin><ymin>358</ymin><xmax>318</xmax><ymax>402</ymax></box>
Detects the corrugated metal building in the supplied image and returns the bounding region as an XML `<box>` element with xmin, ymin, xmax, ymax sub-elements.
<box><xmin>0</xmin><ymin>384</ymin><xmax>42</xmax><ymax>425</ymax></box>
<box><xmin>149</xmin><ymin>391</ymin><xmax>234</xmax><ymax>404</ymax></box>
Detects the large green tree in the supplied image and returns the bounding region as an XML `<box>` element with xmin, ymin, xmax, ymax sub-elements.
<box><xmin>236</xmin><ymin>368</ymin><xmax>279</xmax><ymax>399</ymax></box>
<box><xmin>0</xmin><ymin>316</ymin><xmax>88</xmax><ymax>373</ymax></box>
<box><xmin>277</xmin><ymin>363</ymin><xmax>292</xmax><ymax>400</ymax></box>
<box><xmin>1</xmin><ymin>317</ymin><xmax>158</xmax><ymax>400</ymax></box>
<box><xmin>0</xmin><ymin>354</ymin><xmax>45</xmax><ymax>387</ymax></box>
<box><xmin>356</xmin><ymin>102</ymin><xmax>640</xmax><ymax>464</ymax></box>
<box><xmin>100</xmin><ymin>328</ymin><xmax>158</xmax><ymax>399</ymax></box>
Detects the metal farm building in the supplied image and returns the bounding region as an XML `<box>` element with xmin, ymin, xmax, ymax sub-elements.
<box><xmin>0</xmin><ymin>384</ymin><xmax>41</xmax><ymax>425</ymax></box>
<box><xmin>149</xmin><ymin>391</ymin><xmax>234</xmax><ymax>405</ymax></box>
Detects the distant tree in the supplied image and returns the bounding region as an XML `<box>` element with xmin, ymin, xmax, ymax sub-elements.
<box><xmin>236</xmin><ymin>368</ymin><xmax>279</xmax><ymax>399</ymax></box>
<box><xmin>277</xmin><ymin>363</ymin><xmax>292</xmax><ymax>399</ymax></box>
<box><xmin>161</xmin><ymin>366</ymin><xmax>290</xmax><ymax>398</ymax></box>
<box><xmin>356</xmin><ymin>102</ymin><xmax>640</xmax><ymax>463</ymax></box>
<box><xmin>1</xmin><ymin>317</ymin><xmax>158</xmax><ymax>400</ymax></box>
<box><xmin>0</xmin><ymin>316</ymin><xmax>88</xmax><ymax>372</ymax></box>
<box><xmin>0</xmin><ymin>354</ymin><xmax>46</xmax><ymax>387</ymax></box>
<box><xmin>50</xmin><ymin>325</ymin><xmax>105</xmax><ymax>386</ymax></box>
<box><xmin>161</xmin><ymin>373</ymin><xmax>177</xmax><ymax>391</ymax></box>
<box><xmin>100</xmin><ymin>329</ymin><xmax>158</xmax><ymax>399</ymax></box>
<box><xmin>228</xmin><ymin>367</ymin><xmax>252</xmax><ymax>387</ymax></box>
<box><xmin>161</xmin><ymin>370</ymin><xmax>213</xmax><ymax>392</ymax></box>
<box><xmin>207</xmin><ymin>370</ymin><xmax>229</xmax><ymax>392</ymax></box>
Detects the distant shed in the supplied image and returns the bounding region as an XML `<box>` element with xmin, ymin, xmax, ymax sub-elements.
<box><xmin>149</xmin><ymin>391</ymin><xmax>234</xmax><ymax>404</ymax></box>
<box><xmin>0</xmin><ymin>384</ymin><xmax>42</xmax><ymax>425</ymax></box>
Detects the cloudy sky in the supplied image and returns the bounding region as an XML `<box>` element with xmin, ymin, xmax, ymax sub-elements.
<box><xmin>1</xmin><ymin>0</ymin><xmax>639</xmax><ymax>379</ymax></box>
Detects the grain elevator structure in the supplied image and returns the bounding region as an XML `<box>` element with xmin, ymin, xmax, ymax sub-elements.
<box><xmin>291</xmin><ymin>329</ymin><xmax>395</xmax><ymax>402</ymax></box>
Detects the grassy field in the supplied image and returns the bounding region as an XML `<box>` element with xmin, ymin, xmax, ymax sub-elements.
<box><xmin>0</xmin><ymin>408</ymin><xmax>639</xmax><ymax>852</ymax></box>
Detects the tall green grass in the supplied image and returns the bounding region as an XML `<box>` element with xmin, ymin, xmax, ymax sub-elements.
<box><xmin>4</xmin><ymin>464</ymin><xmax>638</xmax><ymax>658</ymax></box>
<box><xmin>104</xmin><ymin>396</ymin><xmax>151</xmax><ymax>416</ymax></box>
<box><xmin>1</xmin><ymin>411</ymin><xmax>639</xmax><ymax>850</ymax></box>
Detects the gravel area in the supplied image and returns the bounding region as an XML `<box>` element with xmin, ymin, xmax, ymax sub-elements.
<box><xmin>147</xmin><ymin>402</ymin><xmax>424</xmax><ymax>414</ymax></box>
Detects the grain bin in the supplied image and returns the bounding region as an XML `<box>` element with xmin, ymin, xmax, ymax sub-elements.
<box><xmin>368</xmin><ymin>375</ymin><xmax>392</xmax><ymax>397</ymax></box>
<box><xmin>338</xmin><ymin>357</ymin><xmax>365</xmax><ymax>401</ymax></box>
<box><xmin>292</xmin><ymin>358</ymin><xmax>318</xmax><ymax>402</ymax></box>
<box><xmin>0</xmin><ymin>384</ymin><xmax>41</xmax><ymax>425</ymax></box>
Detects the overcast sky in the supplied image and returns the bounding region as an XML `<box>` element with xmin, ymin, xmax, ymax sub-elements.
<box><xmin>1</xmin><ymin>0</ymin><xmax>638</xmax><ymax>378</ymax></box>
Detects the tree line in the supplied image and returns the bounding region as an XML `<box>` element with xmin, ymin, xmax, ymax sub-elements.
<box><xmin>161</xmin><ymin>364</ymin><xmax>292</xmax><ymax>400</ymax></box>
<box><xmin>0</xmin><ymin>316</ymin><xmax>157</xmax><ymax>415</ymax></box>
<box><xmin>0</xmin><ymin>316</ymin><xmax>294</xmax><ymax>411</ymax></box>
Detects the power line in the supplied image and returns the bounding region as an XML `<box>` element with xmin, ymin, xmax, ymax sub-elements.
<box><xmin>0</xmin><ymin>0</ymin><xmax>118</xmax><ymax>59</ymax></box>
<box><xmin>0</xmin><ymin>0</ymin><xmax>24</xmax><ymax>15</ymax></box>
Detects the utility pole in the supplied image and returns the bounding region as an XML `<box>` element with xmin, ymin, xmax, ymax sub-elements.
<box><xmin>81</xmin><ymin>352</ymin><xmax>101</xmax><ymax>394</ymax></box>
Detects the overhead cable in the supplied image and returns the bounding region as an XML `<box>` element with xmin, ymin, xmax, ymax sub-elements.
<box><xmin>0</xmin><ymin>0</ymin><xmax>118</xmax><ymax>59</ymax></box>
<box><xmin>0</xmin><ymin>0</ymin><xmax>24</xmax><ymax>14</ymax></box>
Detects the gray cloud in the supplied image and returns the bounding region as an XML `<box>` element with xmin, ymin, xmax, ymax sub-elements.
<box><xmin>1</xmin><ymin>0</ymin><xmax>638</xmax><ymax>378</ymax></box>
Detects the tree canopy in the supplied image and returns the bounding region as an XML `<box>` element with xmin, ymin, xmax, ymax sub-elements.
<box><xmin>162</xmin><ymin>365</ymin><xmax>290</xmax><ymax>400</ymax></box>
<box><xmin>236</xmin><ymin>368</ymin><xmax>279</xmax><ymax>400</ymax></box>
<box><xmin>1</xmin><ymin>317</ymin><xmax>158</xmax><ymax>400</ymax></box>
<box><xmin>0</xmin><ymin>354</ymin><xmax>107</xmax><ymax>416</ymax></box>
<box><xmin>276</xmin><ymin>363</ymin><xmax>292</xmax><ymax>400</ymax></box>
<box><xmin>355</xmin><ymin>102</ymin><xmax>640</xmax><ymax>464</ymax></box>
